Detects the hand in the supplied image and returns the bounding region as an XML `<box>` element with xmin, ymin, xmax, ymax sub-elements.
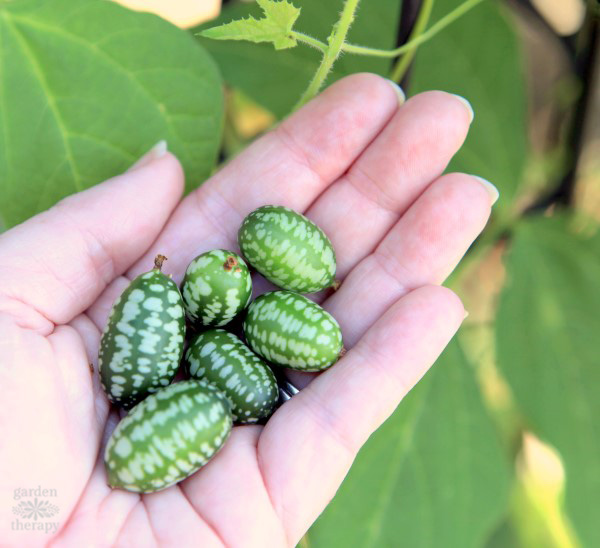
<box><xmin>0</xmin><ymin>74</ymin><xmax>495</xmax><ymax>547</ymax></box>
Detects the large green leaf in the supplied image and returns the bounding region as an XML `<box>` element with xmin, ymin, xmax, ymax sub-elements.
<box><xmin>308</xmin><ymin>339</ymin><xmax>510</xmax><ymax>548</ymax></box>
<box><xmin>410</xmin><ymin>0</ymin><xmax>527</xmax><ymax>216</ymax></box>
<box><xmin>496</xmin><ymin>216</ymin><xmax>600</xmax><ymax>547</ymax></box>
<box><xmin>0</xmin><ymin>0</ymin><xmax>224</xmax><ymax>227</ymax></box>
<box><xmin>195</xmin><ymin>0</ymin><xmax>402</xmax><ymax>119</ymax></box>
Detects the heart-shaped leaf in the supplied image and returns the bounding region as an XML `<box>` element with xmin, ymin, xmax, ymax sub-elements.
<box><xmin>497</xmin><ymin>216</ymin><xmax>600</xmax><ymax>547</ymax></box>
<box><xmin>308</xmin><ymin>339</ymin><xmax>510</xmax><ymax>547</ymax></box>
<box><xmin>0</xmin><ymin>0</ymin><xmax>224</xmax><ymax>227</ymax></box>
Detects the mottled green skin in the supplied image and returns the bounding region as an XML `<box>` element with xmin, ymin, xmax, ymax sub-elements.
<box><xmin>185</xmin><ymin>329</ymin><xmax>278</xmax><ymax>423</ymax></box>
<box><xmin>99</xmin><ymin>269</ymin><xmax>186</xmax><ymax>409</ymax></box>
<box><xmin>181</xmin><ymin>249</ymin><xmax>252</xmax><ymax>327</ymax></box>
<box><xmin>243</xmin><ymin>291</ymin><xmax>343</xmax><ymax>371</ymax></box>
<box><xmin>105</xmin><ymin>380</ymin><xmax>232</xmax><ymax>493</ymax></box>
<box><xmin>238</xmin><ymin>205</ymin><xmax>336</xmax><ymax>293</ymax></box>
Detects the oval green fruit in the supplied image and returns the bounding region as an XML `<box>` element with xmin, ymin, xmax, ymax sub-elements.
<box><xmin>99</xmin><ymin>256</ymin><xmax>186</xmax><ymax>409</ymax></box>
<box><xmin>243</xmin><ymin>291</ymin><xmax>343</xmax><ymax>371</ymax></box>
<box><xmin>238</xmin><ymin>205</ymin><xmax>336</xmax><ymax>293</ymax></box>
<box><xmin>105</xmin><ymin>380</ymin><xmax>232</xmax><ymax>493</ymax></box>
<box><xmin>181</xmin><ymin>249</ymin><xmax>252</xmax><ymax>327</ymax></box>
<box><xmin>185</xmin><ymin>329</ymin><xmax>278</xmax><ymax>423</ymax></box>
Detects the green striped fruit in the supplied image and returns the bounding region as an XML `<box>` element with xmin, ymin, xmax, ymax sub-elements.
<box><xmin>243</xmin><ymin>291</ymin><xmax>343</xmax><ymax>371</ymax></box>
<box><xmin>99</xmin><ymin>256</ymin><xmax>186</xmax><ymax>409</ymax></box>
<box><xmin>181</xmin><ymin>249</ymin><xmax>252</xmax><ymax>327</ymax></box>
<box><xmin>105</xmin><ymin>380</ymin><xmax>232</xmax><ymax>493</ymax></box>
<box><xmin>185</xmin><ymin>329</ymin><xmax>278</xmax><ymax>423</ymax></box>
<box><xmin>238</xmin><ymin>205</ymin><xmax>336</xmax><ymax>293</ymax></box>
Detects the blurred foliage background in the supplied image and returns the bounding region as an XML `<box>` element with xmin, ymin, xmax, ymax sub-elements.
<box><xmin>0</xmin><ymin>0</ymin><xmax>598</xmax><ymax>546</ymax></box>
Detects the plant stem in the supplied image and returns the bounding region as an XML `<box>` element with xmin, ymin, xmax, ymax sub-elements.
<box><xmin>295</xmin><ymin>0</ymin><xmax>362</xmax><ymax>109</ymax></box>
<box><xmin>390</xmin><ymin>0</ymin><xmax>434</xmax><ymax>82</ymax></box>
<box><xmin>291</xmin><ymin>31</ymin><xmax>327</xmax><ymax>52</ymax></box>
<box><xmin>342</xmin><ymin>0</ymin><xmax>484</xmax><ymax>59</ymax></box>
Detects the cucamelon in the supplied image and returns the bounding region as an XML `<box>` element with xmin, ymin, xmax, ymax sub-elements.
<box><xmin>105</xmin><ymin>380</ymin><xmax>232</xmax><ymax>493</ymax></box>
<box><xmin>185</xmin><ymin>329</ymin><xmax>278</xmax><ymax>423</ymax></box>
<box><xmin>181</xmin><ymin>249</ymin><xmax>252</xmax><ymax>327</ymax></box>
<box><xmin>238</xmin><ymin>205</ymin><xmax>336</xmax><ymax>293</ymax></box>
<box><xmin>99</xmin><ymin>256</ymin><xmax>185</xmax><ymax>408</ymax></box>
<box><xmin>243</xmin><ymin>290</ymin><xmax>343</xmax><ymax>371</ymax></box>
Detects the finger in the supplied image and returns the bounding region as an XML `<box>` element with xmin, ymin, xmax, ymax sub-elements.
<box><xmin>53</xmin><ymin>456</ymin><xmax>138</xmax><ymax>546</ymax></box>
<box><xmin>327</xmin><ymin>173</ymin><xmax>495</xmax><ymax>346</ymax></box>
<box><xmin>86</xmin><ymin>276</ymin><xmax>132</xmax><ymax>331</ymax></box>
<box><xmin>68</xmin><ymin>313</ymin><xmax>110</xmax><ymax>422</ymax></box>
<box><xmin>180</xmin><ymin>426</ymin><xmax>288</xmax><ymax>547</ymax></box>
<box><xmin>140</xmin><ymin>488</ymin><xmax>224</xmax><ymax>548</ymax></box>
<box><xmin>258</xmin><ymin>285</ymin><xmax>464</xmax><ymax>543</ymax></box>
<box><xmin>112</xmin><ymin>503</ymin><xmax>157</xmax><ymax>547</ymax></box>
<box><xmin>305</xmin><ymin>91</ymin><xmax>474</xmax><ymax>278</ymax></box>
<box><xmin>128</xmin><ymin>73</ymin><xmax>401</xmax><ymax>282</ymax></box>
<box><xmin>0</xmin><ymin>320</ymin><xmax>101</xmax><ymax>531</ymax></box>
<box><xmin>286</xmin><ymin>172</ymin><xmax>493</xmax><ymax>390</ymax></box>
<box><xmin>0</xmin><ymin>151</ymin><xmax>184</xmax><ymax>332</ymax></box>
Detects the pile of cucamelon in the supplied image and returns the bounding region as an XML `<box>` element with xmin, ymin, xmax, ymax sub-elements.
<box><xmin>99</xmin><ymin>205</ymin><xmax>343</xmax><ymax>493</ymax></box>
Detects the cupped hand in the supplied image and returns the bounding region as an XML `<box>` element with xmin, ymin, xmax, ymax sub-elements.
<box><xmin>0</xmin><ymin>74</ymin><xmax>495</xmax><ymax>547</ymax></box>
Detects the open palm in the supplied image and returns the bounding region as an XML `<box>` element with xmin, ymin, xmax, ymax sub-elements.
<box><xmin>0</xmin><ymin>75</ymin><xmax>495</xmax><ymax>547</ymax></box>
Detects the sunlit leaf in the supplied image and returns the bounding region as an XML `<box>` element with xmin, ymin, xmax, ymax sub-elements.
<box><xmin>0</xmin><ymin>0</ymin><xmax>224</xmax><ymax>227</ymax></box>
<box><xmin>308</xmin><ymin>339</ymin><xmax>510</xmax><ymax>548</ymax></box>
<box><xmin>497</xmin><ymin>216</ymin><xmax>600</xmax><ymax>547</ymax></box>
<box><xmin>201</xmin><ymin>0</ymin><xmax>300</xmax><ymax>50</ymax></box>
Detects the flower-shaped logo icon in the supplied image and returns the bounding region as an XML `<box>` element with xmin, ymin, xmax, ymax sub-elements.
<box><xmin>12</xmin><ymin>498</ymin><xmax>59</xmax><ymax>521</ymax></box>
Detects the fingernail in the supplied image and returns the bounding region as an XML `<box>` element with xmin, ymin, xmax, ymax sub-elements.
<box><xmin>451</xmin><ymin>94</ymin><xmax>474</xmax><ymax>124</ymax></box>
<box><xmin>463</xmin><ymin>310</ymin><xmax>470</xmax><ymax>320</ymax></box>
<box><xmin>129</xmin><ymin>140</ymin><xmax>168</xmax><ymax>171</ymax></box>
<box><xmin>473</xmin><ymin>175</ymin><xmax>500</xmax><ymax>205</ymax></box>
<box><xmin>386</xmin><ymin>79</ymin><xmax>406</xmax><ymax>105</ymax></box>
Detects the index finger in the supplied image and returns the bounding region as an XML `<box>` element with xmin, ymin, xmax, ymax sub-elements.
<box><xmin>128</xmin><ymin>74</ymin><xmax>402</xmax><ymax>281</ymax></box>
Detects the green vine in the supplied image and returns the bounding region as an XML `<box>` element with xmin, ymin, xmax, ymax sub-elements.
<box><xmin>201</xmin><ymin>0</ymin><xmax>486</xmax><ymax>108</ymax></box>
<box><xmin>390</xmin><ymin>0</ymin><xmax>434</xmax><ymax>83</ymax></box>
<box><xmin>295</xmin><ymin>0</ymin><xmax>361</xmax><ymax>108</ymax></box>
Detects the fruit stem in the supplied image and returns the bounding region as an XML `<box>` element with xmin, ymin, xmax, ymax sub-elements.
<box><xmin>291</xmin><ymin>31</ymin><xmax>327</xmax><ymax>52</ymax></box>
<box><xmin>154</xmin><ymin>254</ymin><xmax>167</xmax><ymax>271</ymax></box>
<box><xmin>339</xmin><ymin>0</ymin><xmax>483</xmax><ymax>66</ymax></box>
<box><xmin>224</xmin><ymin>256</ymin><xmax>239</xmax><ymax>271</ymax></box>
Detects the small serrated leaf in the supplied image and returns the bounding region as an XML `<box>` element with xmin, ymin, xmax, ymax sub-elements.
<box><xmin>200</xmin><ymin>0</ymin><xmax>300</xmax><ymax>50</ymax></box>
<box><xmin>195</xmin><ymin>0</ymin><xmax>402</xmax><ymax>119</ymax></box>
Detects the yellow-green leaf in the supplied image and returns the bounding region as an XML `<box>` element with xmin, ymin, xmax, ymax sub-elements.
<box><xmin>195</xmin><ymin>0</ymin><xmax>401</xmax><ymax>118</ymax></box>
<box><xmin>497</xmin><ymin>216</ymin><xmax>600</xmax><ymax>547</ymax></box>
<box><xmin>201</xmin><ymin>0</ymin><xmax>300</xmax><ymax>50</ymax></box>
<box><xmin>308</xmin><ymin>339</ymin><xmax>510</xmax><ymax>547</ymax></box>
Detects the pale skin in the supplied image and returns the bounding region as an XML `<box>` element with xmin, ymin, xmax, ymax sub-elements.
<box><xmin>0</xmin><ymin>74</ymin><xmax>496</xmax><ymax>547</ymax></box>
